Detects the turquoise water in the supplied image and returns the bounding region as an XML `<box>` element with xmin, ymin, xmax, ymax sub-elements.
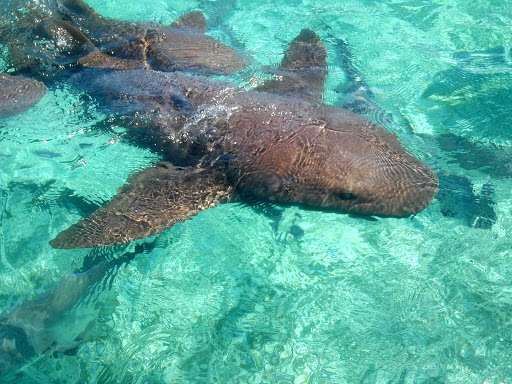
<box><xmin>1</xmin><ymin>0</ymin><xmax>512</xmax><ymax>382</ymax></box>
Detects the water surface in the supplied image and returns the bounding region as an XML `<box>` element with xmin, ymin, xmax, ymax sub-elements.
<box><xmin>1</xmin><ymin>0</ymin><xmax>512</xmax><ymax>382</ymax></box>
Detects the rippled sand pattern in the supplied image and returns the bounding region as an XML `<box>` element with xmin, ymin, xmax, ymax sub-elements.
<box><xmin>1</xmin><ymin>0</ymin><xmax>512</xmax><ymax>382</ymax></box>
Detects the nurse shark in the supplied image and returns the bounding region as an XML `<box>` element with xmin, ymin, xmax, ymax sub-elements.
<box><xmin>46</xmin><ymin>28</ymin><xmax>438</xmax><ymax>248</ymax></box>
<box><xmin>0</xmin><ymin>0</ymin><xmax>247</xmax><ymax>78</ymax></box>
<box><xmin>0</xmin><ymin>1</ymin><xmax>438</xmax><ymax>248</ymax></box>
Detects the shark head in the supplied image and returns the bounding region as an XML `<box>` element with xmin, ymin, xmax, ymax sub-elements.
<box><xmin>307</xmin><ymin>110</ymin><xmax>439</xmax><ymax>217</ymax></box>
<box><xmin>228</xmin><ymin>102</ymin><xmax>439</xmax><ymax>218</ymax></box>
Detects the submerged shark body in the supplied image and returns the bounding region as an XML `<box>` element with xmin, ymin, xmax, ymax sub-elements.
<box><xmin>0</xmin><ymin>254</ymin><xmax>131</xmax><ymax>374</ymax></box>
<box><xmin>0</xmin><ymin>74</ymin><xmax>47</xmax><ymax>118</ymax></box>
<box><xmin>0</xmin><ymin>0</ymin><xmax>247</xmax><ymax>115</ymax></box>
<box><xmin>57</xmin><ymin>0</ymin><xmax>249</xmax><ymax>74</ymax></box>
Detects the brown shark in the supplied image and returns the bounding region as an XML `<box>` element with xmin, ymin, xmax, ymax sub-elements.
<box><xmin>0</xmin><ymin>0</ymin><xmax>248</xmax><ymax>78</ymax></box>
<box><xmin>56</xmin><ymin>0</ymin><xmax>249</xmax><ymax>74</ymax></box>
<box><xmin>49</xmin><ymin>29</ymin><xmax>438</xmax><ymax>249</ymax></box>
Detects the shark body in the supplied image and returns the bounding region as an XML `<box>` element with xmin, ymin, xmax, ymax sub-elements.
<box><xmin>50</xmin><ymin>63</ymin><xmax>438</xmax><ymax>248</ymax></box>
<box><xmin>0</xmin><ymin>0</ymin><xmax>438</xmax><ymax>249</ymax></box>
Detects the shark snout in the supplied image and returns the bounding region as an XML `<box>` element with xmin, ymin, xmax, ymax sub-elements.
<box><xmin>386</xmin><ymin>162</ymin><xmax>439</xmax><ymax>217</ymax></box>
<box><xmin>344</xmin><ymin>160</ymin><xmax>439</xmax><ymax>218</ymax></box>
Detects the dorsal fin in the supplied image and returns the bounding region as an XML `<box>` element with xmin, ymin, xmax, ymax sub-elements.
<box><xmin>256</xmin><ymin>29</ymin><xmax>327</xmax><ymax>102</ymax></box>
<box><xmin>170</xmin><ymin>11</ymin><xmax>207</xmax><ymax>33</ymax></box>
<box><xmin>280</xmin><ymin>29</ymin><xmax>327</xmax><ymax>71</ymax></box>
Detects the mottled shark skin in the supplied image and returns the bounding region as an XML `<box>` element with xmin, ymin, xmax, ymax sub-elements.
<box><xmin>50</xmin><ymin>58</ymin><xmax>438</xmax><ymax>248</ymax></box>
<box><xmin>57</xmin><ymin>0</ymin><xmax>249</xmax><ymax>74</ymax></box>
<box><xmin>51</xmin><ymin>163</ymin><xmax>234</xmax><ymax>247</ymax></box>
<box><xmin>0</xmin><ymin>74</ymin><xmax>47</xmax><ymax>118</ymax></box>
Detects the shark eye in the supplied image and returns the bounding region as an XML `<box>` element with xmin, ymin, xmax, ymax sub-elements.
<box><xmin>337</xmin><ymin>192</ymin><xmax>356</xmax><ymax>200</ymax></box>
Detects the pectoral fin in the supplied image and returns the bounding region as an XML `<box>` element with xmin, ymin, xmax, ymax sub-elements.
<box><xmin>170</xmin><ymin>11</ymin><xmax>207</xmax><ymax>34</ymax></box>
<box><xmin>50</xmin><ymin>164</ymin><xmax>233</xmax><ymax>249</ymax></box>
<box><xmin>256</xmin><ymin>29</ymin><xmax>327</xmax><ymax>102</ymax></box>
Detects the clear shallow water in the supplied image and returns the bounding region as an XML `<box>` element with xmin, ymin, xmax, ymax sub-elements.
<box><xmin>1</xmin><ymin>0</ymin><xmax>512</xmax><ymax>382</ymax></box>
